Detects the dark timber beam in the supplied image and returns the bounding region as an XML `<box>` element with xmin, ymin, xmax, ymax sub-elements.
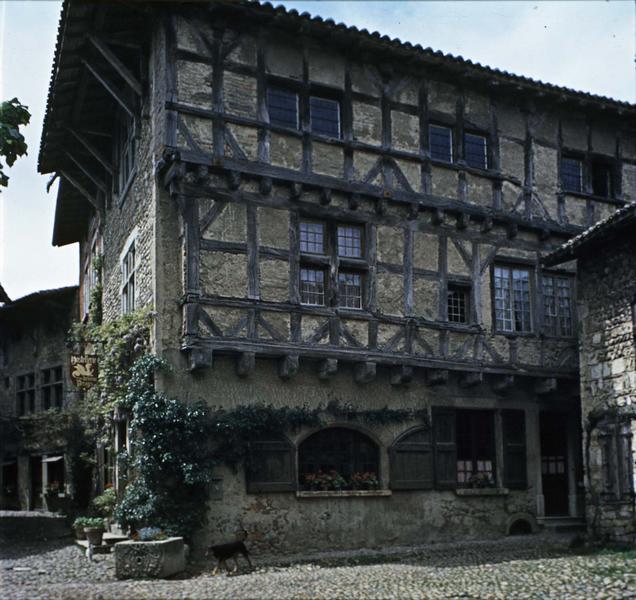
<box><xmin>535</xmin><ymin>377</ymin><xmax>557</xmax><ymax>395</ymax></box>
<box><xmin>58</xmin><ymin>169</ymin><xmax>101</xmax><ymax>211</ymax></box>
<box><xmin>318</xmin><ymin>358</ymin><xmax>338</xmax><ymax>380</ymax></box>
<box><xmin>279</xmin><ymin>354</ymin><xmax>299</xmax><ymax>380</ymax></box>
<box><xmin>320</xmin><ymin>188</ymin><xmax>332</xmax><ymax>206</ymax></box>
<box><xmin>67</xmin><ymin>128</ymin><xmax>113</xmax><ymax>174</ymax></box>
<box><xmin>236</xmin><ymin>352</ymin><xmax>255</xmax><ymax>377</ymax></box>
<box><xmin>426</xmin><ymin>369</ymin><xmax>448</xmax><ymax>386</ymax></box>
<box><xmin>431</xmin><ymin>207</ymin><xmax>445</xmax><ymax>226</ymax></box>
<box><xmin>82</xmin><ymin>58</ymin><xmax>134</xmax><ymax>117</ymax></box>
<box><xmin>459</xmin><ymin>371</ymin><xmax>483</xmax><ymax>388</ymax></box>
<box><xmin>64</xmin><ymin>151</ymin><xmax>107</xmax><ymax>194</ymax></box>
<box><xmin>390</xmin><ymin>365</ymin><xmax>413</xmax><ymax>386</ymax></box>
<box><xmin>86</xmin><ymin>33</ymin><xmax>142</xmax><ymax>96</ymax></box>
<box><xmin>354</xmin><ymin>361</ymin><xmax>376</xmax><ymax>384</ymax></box>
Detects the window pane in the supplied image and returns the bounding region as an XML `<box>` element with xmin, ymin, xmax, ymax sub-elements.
<box><xmin>592</xmin><ymin>161</ymin><xmax>612</xmax><ymax>198</ymax></box>
<box><xmin>448</xmin><ymin>286</ymin><xmax>469</xmax><ymax>323</ymax></box>
<box><xmin>310</xmin><ymin>97</ymin><xmax>340</xmax><ymax>138</ymax></box>
<box><xmin>495</xmin><ymin>266</ymin><xmax>532</xmax><ymax>333</ymax></box>
<box><xmin>543</xmin><ymin>275</ymin><xmax>573</xmax><ymax>336</ymax></box>
<box><xmin>464</xmin><ymin>133</ymin><xmax>488</xmax><ymax>169</ymax></box>
<box><xmin>267</xmin><ymin>88</ymin><xmax>298</xmax><ymax>129</ymax></box>
<box><xmin>300</xmin><ymin>221</ymin><xmax>325</xmax><ymax>254</ymax></box>
<box><xmin>494</xmin><ymin>266</ymin><xmax>513</xmax><ymax>332</ymax></box>
<box><xmin>429</xmin><ymin>125</ymin><xmax>453</xmax><ymax>163</ymax></box>
<box><xmin>337</xmin><ymin>225</ymin><xmax>363</xmax><ymax>258</ymax></box>
<box><xmin>561</xmin><ymin>157</ymin><xmax>582</xmax><ymax>193</ymax></box>
<box><xmin>338</xmin><ymin>272</ymin><xmax>362</xmax><ymax>309</ymax></box>
<box><xmin>512</xmin><ymin>269</ymin><xmax>531</xmax><ymax>332</ymax></box>
<box><xmin>300</xmin><ymin>268</ymin><xmax>325</xmax><ymax>306</ymax></box>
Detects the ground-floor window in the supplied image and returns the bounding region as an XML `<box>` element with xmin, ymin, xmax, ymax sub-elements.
<box><xmin>299</xmin><ymin>427</ymin><xmax>379</xmax><ymax>490</ymax></box>
<box><xmin>456</xmin><ymin>410</ymin><xmax>495</xmax><ymax>487</ymax></box>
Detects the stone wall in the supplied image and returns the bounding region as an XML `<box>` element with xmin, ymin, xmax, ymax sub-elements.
<box><xmin>577</xmin><ymin>232</ymin><xmax>636</xmax><ymax>542</ymax></box>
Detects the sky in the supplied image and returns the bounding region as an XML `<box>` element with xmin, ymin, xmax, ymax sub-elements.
<box><xmin>0</xmin><ymin>0</ymin><xmax>634</xmax><ymax>301</ymax></box>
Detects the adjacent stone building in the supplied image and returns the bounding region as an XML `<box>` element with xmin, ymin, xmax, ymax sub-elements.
<box><xmin>37</xmin><ymin>0</ymin><xmax>636</xmax><ymax>553</ymax></box>
<box><xmin>545</xmin><ymin>203</ymin><xmax>636</xmax><ymax>543</ymax></box>
<box><xmin>0</xmin><ymin>286</ymin><xmax>82</xmax><ymax>511</ymax></box>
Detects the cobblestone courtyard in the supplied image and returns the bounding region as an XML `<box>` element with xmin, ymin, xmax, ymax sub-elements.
<box><xmin>2</xmin><ymin>534</ymin><xmax>635</xmax><ymax>599</ymax></box>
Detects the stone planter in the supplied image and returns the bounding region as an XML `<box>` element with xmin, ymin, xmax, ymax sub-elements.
<box><xmin>115</xmin><ymin>537</ymin><xmax>185</xmax><ymax>579</ymax></box>
<box><xmin>84</xmin><ymin>527</ymin><xmax>105</xmax><ymax>546</ymax></box>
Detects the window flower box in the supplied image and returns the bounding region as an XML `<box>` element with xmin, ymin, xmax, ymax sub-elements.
<box><xmin>297</xmin><ymin>490</ymin><xmax>392</xmax><ymax>499</ymax></box>
<box><xmin>455</xmin><ymin>487</ymin><xmax>509</xmax><ymax>497</ymax></box>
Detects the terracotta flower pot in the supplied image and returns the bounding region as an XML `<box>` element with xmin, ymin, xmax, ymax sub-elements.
<box><xmin>84</xmin><ymin>527</ymin><xmax>105</xmax><ymax>546</ymax></box>
<box><xmin>74</xmin><ymin>525</ymin><xmax>87</xmax><ymax>540</ymax></box>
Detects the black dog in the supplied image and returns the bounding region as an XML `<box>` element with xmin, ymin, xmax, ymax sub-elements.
<box><xmin>208</xmin><ymin>533</ymin><xmax>253</xmax><ymax>575</ymax></box>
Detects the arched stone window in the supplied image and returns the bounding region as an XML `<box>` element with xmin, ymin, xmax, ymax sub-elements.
<box><xmin>298</xmin><ymin>427</ymin><xmax>380</xmax><ymax>490</ymax></box>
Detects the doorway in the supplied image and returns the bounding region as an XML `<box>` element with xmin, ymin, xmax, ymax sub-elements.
<box><xmin>30</xmin><ymin>455</ymin><xmax>43</xmax><ymax>510</ymax></box>
<box><xmin>540</xmin><ymin>412</ymin><xmax>569</xmax><ymax>516</ymax></box>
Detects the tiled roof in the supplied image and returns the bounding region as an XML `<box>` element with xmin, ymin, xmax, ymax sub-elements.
<box><xmin>0</xmin><ymin>282</ymin><xmax>9</xmax><ymax>304</ymax></box>
<box><xmin>0</xmin><ymin>285</ymin><xmax>78</xmax><ymax>311</ymax></box>
<box><xmin>543</xmin><ymin>202</ymin><xmax>636</xmax><ymax>266</ymax></box>
<box><xmin>39</xmin><ymin>0</ymin><xmax>635</xmax><ymax>172</ymax></box>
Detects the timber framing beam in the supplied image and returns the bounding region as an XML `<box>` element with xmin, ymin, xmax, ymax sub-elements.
<box><xmin>82</xmin><ymin>57</ymin><xmax>134</xmax><ymax>117</ymax></box>
<box><xmin>58</xmin><ymin>169</ymin><xmax>102</xmax><ymax>212</ymax></box>
<box><xmin>64</xmin><ymin>151</ymin><xmax>107</xmax><ymax>194</ymax></box>
<box><xmin>67</xmin><ymin>128</ymin><xmax>113</xmax><ymax>174</ymax></box>
<box><xmin>86</xmin><ymin>33</ymin><xmax>142</xmax><ymax>96</ymax></box>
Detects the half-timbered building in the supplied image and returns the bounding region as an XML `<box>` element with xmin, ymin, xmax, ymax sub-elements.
<box><xmin>38</xmin><ymin>0</ymin><xmax>636</xmax><ymax>553</ymax></box>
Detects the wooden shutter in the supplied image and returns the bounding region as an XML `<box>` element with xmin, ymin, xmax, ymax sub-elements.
<box><xmin>390</xmin><ymin>428</ymin><xmax>433</xmax><ymax>490</ymax></box>
<box><xmin>502</xmin><ymin>410</ymin><xmax>527</xmax><ymax>489</ymax></box>
<box><xmin>433</xmin><ymin>407</ymin><xmax>457</xmax><ymax>489</ymax></box>
<box><xmin>246</xmin><ymin>438</ymin><xmax>295</xmax><ymax>493</ymax></box>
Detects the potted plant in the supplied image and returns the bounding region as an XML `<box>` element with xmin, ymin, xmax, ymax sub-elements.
<box><xmin>303</xmin><ymin>470</ymin><xmax>348</xmax><ymax>491</ymax></box>
<box><xmin>82</xmin><ymin>517</ymin><xmax>106</xmax><ymax>546</ymax></box>
<box><xmin>92</xmin><ymin>485</ymin><xmax>117</xmax><ymax>526</ymax></box>
<box><xmin>72</xmin><ymin>516</ymin><xmax>90</xmax><ymax>540</ymax></box>
<box><xmin>467</xmin><ymin>472</ymin><xmax>494</xmax><ymax>489</ymax></box>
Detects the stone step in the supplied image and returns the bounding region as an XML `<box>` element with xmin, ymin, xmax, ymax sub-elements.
<box><xmin>538</xmin><ymin>517</ymin><xmax>586</xmax><ymax>533</ymax></box>
<box><xmin>75</xmin><ymin>533</ymin><xmax>130</xmax><ymax>554</ymax></box>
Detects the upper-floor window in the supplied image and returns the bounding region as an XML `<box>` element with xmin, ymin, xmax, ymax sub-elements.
<box><xmin>447</xmin><ymin>283</ymin><xmax>470</xmax><ymax>324</ymax></box>
<box><xmin>494</xmin><ymin>265</ymin><xmax>532</xmax><ymax>333</ymax></box>
<box><xmin>17</xmin><ymin>373</ymin><xmax>35</xmax><ymax>416</ymax></box>
<box><xmin>267</xmin><ymin>88</ymin><xmax>298</xmax><ymax>130</ymax></box>
<box><xmin>116</xmin><ymin>112</ymin><xmax>136</xmax><ymax>197</ymax></box>
<box><xmin>561</xmin><ymin>155</ymin><xmax>583</xmax><ymax>193</ymax></box>
<box><xmin>429</xmin><ymin>124</ymin><xmax>453</xmax><ymax>163</ymax></box>
<box><xmin>309</xmin><ymin>96</ymin><xmax>340</xmax><ymax>138</ymax></box>
<box><xmin>464</xmin><ymin>133</ymin><xmax>488</xmax><ymax>170</ymax></box>
<box><xmin>299</xmin><ymin>220</ymin><xmax>365</xmax><ymax>309</ymax></box>
<box><xmin>542</xmin><ymin>274</ymin><xmax>574</xmax><ymax>337</ymax></box>
<box><xmin>41</xmin><ymin>367</ymin><xmax>63</xmax><ymax>411</ymax></box>
<box><xmin>591</xmin><ymin>159</ymin><xmax>613</xmax><ymax>198</ymax></box>
<box><xmin>121</xmin><ymin>242</ymin><xmax>136</xmax><ymax>315</ymax></box>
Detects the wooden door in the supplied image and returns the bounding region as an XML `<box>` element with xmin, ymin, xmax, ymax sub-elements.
<box><xmin>540</xmin><ymin>413</ymin><xmax>569</xmax><ymax>516</ymax></box>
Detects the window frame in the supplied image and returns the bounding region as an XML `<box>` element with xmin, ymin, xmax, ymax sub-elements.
<box><xmin>266</xmin><ymin>86</ymin><xmax>300</xmax><ymax>131</ymax></box>
<box><xmin>463</xmin><ymin>131</ymin><xmax>489</xmax><ymax>170</ymax></box>
<box><xmin>309</xmin><ymin>95</ymin><xmax>341</xmax><ymax>139</ymax></box>
<box><xmin>16</xmin><ymin>372</ymin><xmax>36</xmax><ymax>416</ymax></box>
<box><xmin>455</xmin><ymin>409</ymin><xmax>496</xmax><ymax>487</ymax></box>
<box><xmin>447</xmin><ymin>282</ymin><xmax>471</xmax><ymax>325</ymax></box>
<box><xmin>542</xmin><ymin>272</ymin><xmax>575</xmax><ymax>338</ymax></box>
<box><xmin>115</xmin><ymin>109</ymin><xmax>137</xmax><ymax>203</ymax></box>
<box><xmin>428</xmin><ymin>123</ymin><xmax>454</xmax><ymax>164</ymax></box>
<box><xmin>120</xmin><ymin>231</ymin><xmax>137</xmax><ymax>316</ymax></box>
<box><xmin>492</xmin><ymin>263</ymin><xmax>534</xmax><ymax>334</ymax></box>
<box><xmin>298</xmin><ymin>219</ymin><xmax>367</xmax><ymax>310</ymax></box>
<box><xmin>41</xmin><ymin>366</ymin><xmax>64</xmax><ymax>411</ymax></box>
<box><xmin>560</xmin><ymin>153</ymin><xmax>584</xmax><ymax>194</ymax></box>
<box><xmin>590</xmin><ymin>156</ymin><xmax>615</xmax><ymax>199</ymax></box>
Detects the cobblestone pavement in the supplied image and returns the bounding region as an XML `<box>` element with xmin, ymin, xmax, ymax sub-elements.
<box><xmin>1</xmin><ymin>534</ymin><xmax>635</xmax><ymax>599</ymax></box>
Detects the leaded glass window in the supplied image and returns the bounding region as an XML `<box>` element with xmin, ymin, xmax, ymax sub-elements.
<box><xmin>429</xmin><ymin>124</ymin><xmax>453</xmax><ymax>163</ymax></box>
<box><xmin>543</xmin><ymin>274</ymin><xmax>573</xmax><ymax>336</ymax></box>
<box><xmin>464</xmin><ymin>133</ymin><xmax>488</xmax><ymax>170</ymax></box>
<box><xmin>121</xmin><ymin>242</ymin><xmax>136</xmax><ymax>315</ymax></box>
<box><xmin>337</xmin><ymin>225</ymin><xmax>363</xmax><ymax>258</ymax></box>
<box><xmin>494</xmin><ymin>266</ymin><xmax>532</xmax><ymax>333</ymax></box>
<box><xmin>267</xmin><ymin>88</ymin><xmax>299</xmax><ymax>129</ymax></box>
<box><xmin>300</xmin><ymin>221</ymin><xmax>325</xmax><ymax>254</ymax></box>
<box><xmin>116</xmin><ymin>112</ymin><xmax>136</xmax><ymax>195</ymax></box>
<box><xmin>447</xmin><ymin>284</ymin><xmax>469</xmax><ymax>324</ymax></box>
<box><xmin>300</xmin><ymin>268</ymin><xmax>326</xmax><ymax>306</ymax></box>
<box><xmin>17</xmin><ymin>373</ymin><xmax>35</xmax><ymax>416</ymax></box>
<box><xmin>561</xmin><ymin>156</ymin><xmax>582</xmax><ymax>193</ymax></box>
<box><xmin>310</xmin><ymin>96</ymin><xmax>340</xmax><ymax>138</ymax></box>
<box><xmin>338</xmin><ymin>271</ymin><xmax>362</xmax><ymax>309</ymax></box>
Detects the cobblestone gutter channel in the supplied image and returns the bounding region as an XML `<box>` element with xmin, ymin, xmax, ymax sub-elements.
<box><xmin>1</xmin><ymin>534</ymin><xmax>635</xmax><ymax>599</ymax></box>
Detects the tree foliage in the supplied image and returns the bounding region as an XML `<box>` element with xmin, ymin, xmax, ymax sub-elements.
<box><xmin>0</xmin><ymin>98</ymin><xmax>30</xmax><ymax>190</ymax></box>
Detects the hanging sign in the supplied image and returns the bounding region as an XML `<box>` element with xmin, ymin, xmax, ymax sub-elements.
<box><xmin>70</xmin><ymin>354</ymin><xmax>99</xmax><ymax>390</ymax></box>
